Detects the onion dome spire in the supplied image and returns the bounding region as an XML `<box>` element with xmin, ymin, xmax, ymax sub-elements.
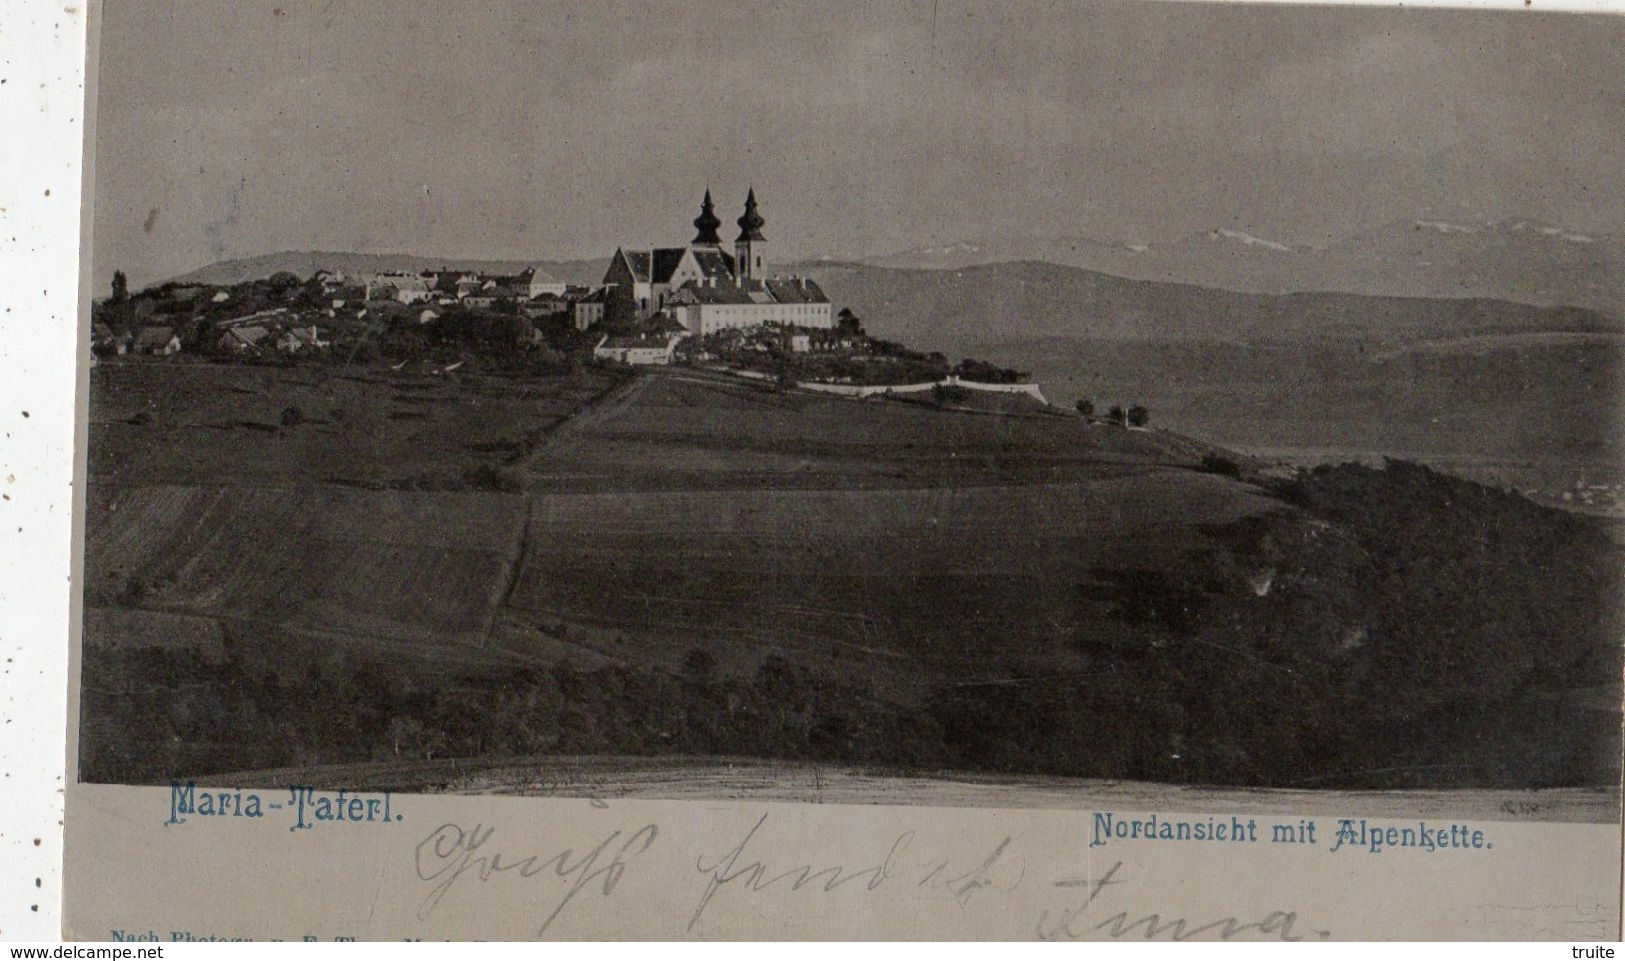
<box><xmin>691</xmin><ymin>188</ymin><xmax>722</xmax><ymax>245</ymax></box>
<box><xmin>736</xmin><ymin>187</ymin><xmax>766</xmax><ymax>242</ymax></box>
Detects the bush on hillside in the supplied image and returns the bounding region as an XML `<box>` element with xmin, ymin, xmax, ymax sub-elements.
<box><xmin>1200</xmin><ymin>452</ymin><xmax>1243</xmax><ymax>477</ymax></box>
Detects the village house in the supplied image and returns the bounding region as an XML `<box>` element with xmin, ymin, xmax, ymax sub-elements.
<box><xmin>91</xmin><ymin>323</ymin><xmax>131</xmax><ymax>356</ymax></box>
<box><xmin>463</xmin><ymin>286</ymin><xmax>518</xmax><ymax>309</ymax></box>
<box><xmin>134</xmin><ymin>325</ymin><xmax>181</xmax><ymax>356</ymax></box>
<box><xmin>218</xmin><ymin>325</ymin><xmax>272</xmax><ymax>354</ymax></box>
<box><xmin>330</xmin><ymin>285</ymin><xmax>367</xmax><ymax>308</ymax></box>
<box><xmin>593</xmin><ymin>332</ymin><xmax>683</xmax><ymax>366</ymax></box>
<box><xmin>215</xmin><ymin>307</ymin><xmax>288</xmax><ymax>329</ymax></box>
<box><xmin>521</xmin><ymin>292</ymin><xmax>570</xmax><ymax>319</ymax></box>
<box><xmin>276</xmin><ymin>326</ymin><xmax>327</xmax><ymax>353</ymax></box>
<box><xmin>524</xmin><ymin>267</ymin><xmax>569</xmax><ymax>299</ymax></box>
<box><xmin>572</xmin><ymin>287</ymin><xmax>608</xmax><ymax>331</ymax></box>
<box><xmin>367</xmin><ymin>273</ymin><xmax>436</xmax><ymax>305</ymax></box>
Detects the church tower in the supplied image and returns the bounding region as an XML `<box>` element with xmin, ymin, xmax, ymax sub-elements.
<box><xmin>734</xmin><ymin>188</ymin><xmax>767</xmax><ymax>282</ymax></box>
<box><xmin>691</xmin><ymin>189</ymin><xmax>722</xmax><ymax>246</ymax></box>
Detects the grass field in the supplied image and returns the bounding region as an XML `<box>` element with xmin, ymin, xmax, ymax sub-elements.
<box><xmin>519</xmin><ymin>371</ymin><xmax>1214</xmax><ymax>490</ymax></box>
<box><xmin>85</xmin><ymin>484</ymin><xmax>526</xmax><ymax>651</ymax></box>
<box><xmin>88</xmin><ymin>358</ymin><xmax>628</xmax><ymax>488</ymax></box>
<box><xmin>84</xmin><ymin>364</ymin><xmax>1236</xmax><ymax>679</ymax></box>
<box><xmin>504</xmin><ymin>475</ymin><xmax>1273</xmax><ymax>688</ymax></box>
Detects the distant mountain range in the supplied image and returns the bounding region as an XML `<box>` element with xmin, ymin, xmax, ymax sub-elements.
<box><xmin>849</xmin><ymin>219</ymin><xmax>1624</xmax><ymax>319</ymax></box>
<box><xmin>168</xmin><ymin>251</ymin><xmax>609</xmax><ymax>287</ymax></box>
<box><xmin>791</xmin><ymin>259</ymin><xmax>1621</xmax><ymax>359</ymax></box>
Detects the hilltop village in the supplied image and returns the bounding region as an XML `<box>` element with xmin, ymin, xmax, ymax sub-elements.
<box><xmin>91</xmin><ymin>190</ymin><xmax>1045</xmax><ymax>407</ymax></box>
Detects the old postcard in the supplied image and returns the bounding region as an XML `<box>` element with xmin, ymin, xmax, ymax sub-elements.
<box><xmin>61</xmin><ymin>0</ymin><xmax>1623</xmax><ymax>941</ymax></box>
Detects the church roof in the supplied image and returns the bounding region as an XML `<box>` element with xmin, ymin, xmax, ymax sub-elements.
<box><xmin>691</xmin><ymin>189</ymin><xmax>723</xmax><ymax>245</ymax></box>
<box><xmin>616</xmin><ymin>247</ymin><xmax>690</xmax><ymax>284</ymax></box>
<box><xmin>673</xmin><ymin>280</ymin><xmax>760</xmax><ymax>305</ymax></box>
<box><xmin>617</xmin><ymin>249</ymin><xmax>651</xmax><ymax>282</ymax></box>
<box><xmin>736</xmin><ymin>188</ymin><xmax>766</xmax><ymax>242</ymax></box>
<box><xmin>611</xmin><ymin>245</ymin><xmax>676</xmax><ymax>284</ymax></box>
<box><xmin>652</xmin><ymin>248</ymin><xmax>688</xmax><ymax>284</ymax></box>
<box><xmin>765</xmin><ymin>277</ymin><xmax>830</xmax><ymax>305</ymax></box>
<box><xmin>691</xmin><ymin>247</ymin><xmax>736</xmax><ymax>279</ymax></box>
<box><xmin>615</xmin><ymin>245</ymin><xmax>739</xmax><ymax>285</ymax></box>
<box><xmin>675</xmin><ymin>277</ymin><xmax>823</xmax><ymax>306</ymax></box>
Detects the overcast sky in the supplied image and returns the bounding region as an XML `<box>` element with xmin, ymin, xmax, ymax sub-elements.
<box><xmin>89</xmin><ymin>0</ymin><xmax>1625</xmax><ymax>287</ymax></box>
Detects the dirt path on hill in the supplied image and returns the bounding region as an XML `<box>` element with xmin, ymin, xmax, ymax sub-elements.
<box><xmin>516</xmin><ymin>371</ymin><xmax>652</xmax><ymax>472</ymax></box>
<box><xmin>485</xmin><ymin>372</ymin><xmax>654</xmax><ymax>636</ymax></box>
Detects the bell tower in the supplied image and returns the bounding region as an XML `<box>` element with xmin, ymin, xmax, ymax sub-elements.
<box><xmin>691</xmin><ymin>188</ymin><xmax>722</xmax><ymax>246</ymax></box>
<box><xmin>734</xmin><ymin>187</ymin><xmax>767</xmax><ymax>282</ymax></box>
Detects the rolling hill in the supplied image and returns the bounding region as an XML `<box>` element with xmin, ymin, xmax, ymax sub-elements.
<box><xmin>793</xmin><ymin>259</ymin><xmax>1623</xmax><ymax>356</ymax></box>
<box><xmin>78</xmin><ymin>366</ymin><xmax>1623</xmax><ymax>791</ymax></box>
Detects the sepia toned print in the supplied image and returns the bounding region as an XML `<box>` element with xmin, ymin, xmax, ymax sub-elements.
<box><xmin>74</xmin><ymin>0</ymin><xmax>1622</xmax><ymax>830</ymax></box>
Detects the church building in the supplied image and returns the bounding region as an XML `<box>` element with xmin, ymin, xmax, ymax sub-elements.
<box><xmin>602</xmin><ymin>189</ymin><xmax>834</xmax><ymax>335</ymax></box>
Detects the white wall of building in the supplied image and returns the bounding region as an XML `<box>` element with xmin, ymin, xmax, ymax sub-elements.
<box><xmin>682</xmin><ymin>300</ymin><xmax>834</xmax><ymax>335</ymax></box>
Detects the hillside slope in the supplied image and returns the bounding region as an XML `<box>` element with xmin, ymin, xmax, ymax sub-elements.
<box><xmin>78</xmin><ymin>368</ymin><xmax>1622</xmax><ymax>791</ymax></box>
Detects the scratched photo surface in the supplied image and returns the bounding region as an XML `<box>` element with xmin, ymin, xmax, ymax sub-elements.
<box><xmin>75</xmin><ymin>0</ymin><xmax>1624</xmax><ymax>825</ymax></box>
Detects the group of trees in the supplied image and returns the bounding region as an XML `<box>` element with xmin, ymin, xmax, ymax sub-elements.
<box><xmin>79</xmin><ymin>645</ymin><xmax>945</xmax><ymax>785</ymax></box>
<box><xmin>931</xmin><ymin>462</ymin><xmax>1622</xmax><ymax>788</ymax></box>
<box><xmin>951</xmin><ymin>358</ymin><xmax>1029</xmax><ymax>384</ymax></box>
<box><xmin>1076</xmin><ymin>398</ymin><xmax>1150</xmax><ymax>426</ymax></box>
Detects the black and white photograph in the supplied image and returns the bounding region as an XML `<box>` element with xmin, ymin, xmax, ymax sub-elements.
<box><xmin>74</xmin><ymin>0</ymin><xmax>1623</xmax><ymax>826</ymax></box>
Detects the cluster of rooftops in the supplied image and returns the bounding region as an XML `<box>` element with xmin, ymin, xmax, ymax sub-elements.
<box><xmin>348</xmin><ymin>191</ymin><xmax>831</xmax><ymax>336</ymax></box>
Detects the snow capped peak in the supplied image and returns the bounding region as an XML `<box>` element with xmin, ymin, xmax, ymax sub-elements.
<box><xmin>1413</xmin><ymin>220</ymin><xmax>1478</xmax><ymax>235</ymax></box>
<box><xmin>1501</xmin><ymin>220</ymin><xmax>1596</xmax><ymax>243</ymax></box>
<box><xmin>1211</xmin><ymin>228</ymin><xmax>1291</xmax><ymax>252</ymax></box>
